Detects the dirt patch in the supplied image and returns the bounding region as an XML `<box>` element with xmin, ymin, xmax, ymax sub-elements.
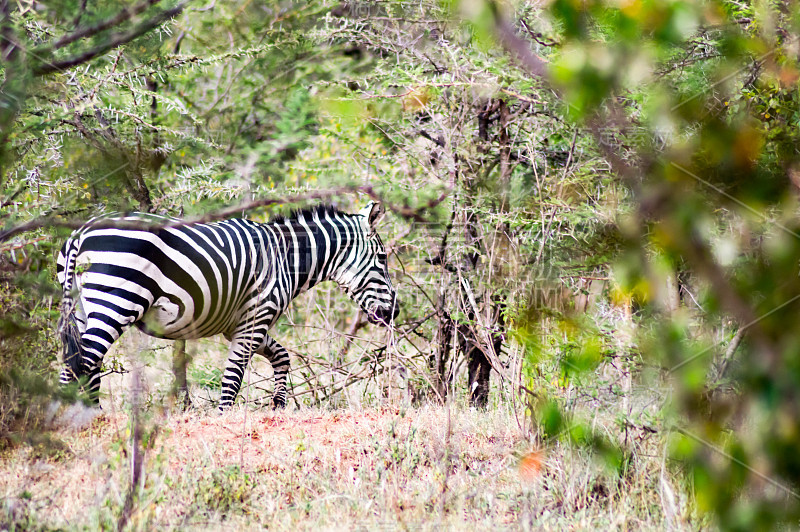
<box><xmin>155</xmin><ymin>407</ymin><xmax>415</xmax><ymax>475</ymax></box>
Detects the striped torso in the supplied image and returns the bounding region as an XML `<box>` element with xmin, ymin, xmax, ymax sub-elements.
<box><xmin>56</xmin><ymin>204</ymin><xmax>397</xmax><ymax>409</ymax></box>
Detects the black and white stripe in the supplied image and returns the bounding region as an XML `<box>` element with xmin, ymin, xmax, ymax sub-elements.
<box><xmin>57</xmin><ymin>202</ymin><xmax>398</xmax><ymax>410</ymax></box>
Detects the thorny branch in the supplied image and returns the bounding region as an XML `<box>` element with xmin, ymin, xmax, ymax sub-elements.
<box><xmin>33</xmin><ymin>2</ymin><xmax>189</xmax><ymax>76</ymax></box>
<box><xmin>42</xmin><ymin>0</ymin><xmax>165</xmax><ymax>52</ymax></box>
<box><xmin>488</xmin><ymin>0</ymin><xmax>783</xmax><ymax>383</ymax></box>
<box><xmin>0</xmin><ymin>185</ymin><xmax>450</xmax><ymax>243</ymax></box>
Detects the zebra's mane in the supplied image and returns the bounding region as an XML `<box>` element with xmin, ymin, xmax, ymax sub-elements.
<box><xmin>266</xmin><ymin>204</ymin><xmax>346</xmax><ymax>226</ymax></box>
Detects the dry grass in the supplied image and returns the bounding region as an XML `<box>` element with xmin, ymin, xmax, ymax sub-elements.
<box><xmin>0</xmin><ymin>398</ymin><xmax>691</xmax><ymax>531</ymax></box>
<box><xmin>0</xmin><ymin>300</ymin><xmax>696</xmax><ymax>530</ymax></box>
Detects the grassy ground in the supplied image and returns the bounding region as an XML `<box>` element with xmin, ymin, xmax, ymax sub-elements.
<box><xmin>0</xmin><ymin>397</ymin><xmax>690</xmax><ymax>531</ymax></box>
<box><xmin>0</xmin><ymin>295</ymin><xmax>697</xmax><ymax>530</ymax></box>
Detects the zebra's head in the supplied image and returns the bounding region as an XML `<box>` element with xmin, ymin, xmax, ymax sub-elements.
<box><xmin>337</xmin><ymin>202</ymin><xmax>399</xmax><ymax>326</ymax></box>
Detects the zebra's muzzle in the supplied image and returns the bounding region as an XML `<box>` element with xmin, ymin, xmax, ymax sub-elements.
<box><xmin>368</xmin><ymin>300</ymin><xmax>399</xmax><ymax>325</ymax></box>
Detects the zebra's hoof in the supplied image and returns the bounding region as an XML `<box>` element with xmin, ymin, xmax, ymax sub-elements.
<box><xmin>272</xmin><ymin>400</ymin><xmax>286</xmax><ymax>410</ymax></box>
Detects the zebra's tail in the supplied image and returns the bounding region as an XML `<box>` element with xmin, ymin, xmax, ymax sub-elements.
<box><xmin>59</xmin><ymin>308</ymin><xmax>84</xmax><ymax>378</ymax></box>
<box><xmin>57</xmin><ymin>238</ymin><xmax>84</xmax><ymax>379</ymax></box>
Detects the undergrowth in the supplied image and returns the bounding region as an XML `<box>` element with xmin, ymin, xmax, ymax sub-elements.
<box><xmin>0</xmin><ymin>396</ymin><xmax>694</xmax><ymax>530</ymax></box>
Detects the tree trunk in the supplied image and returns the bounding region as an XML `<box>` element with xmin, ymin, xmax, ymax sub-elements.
<box><xmin>463</xmin><ymin>321</ymin><xmax>491</xmax><ymax>407</ymax></box>
<box><xmin>171</xmin><ymin>339</ymin><xmax>192</xmax><ymax>410</ymax></box>
<box><xmin>429</xmin><ymin>206</ymin><xmax>456</xmax><ymax>402</ymax></box>
<box><xmin>460</xmin><ymin>98</ymin><xmax>513</xmax><ymax>408</ymax></box>
<box><xmin>430</xmin><ymin>307</ymin><xmax>453</xmax><ymax>402</ymax></box>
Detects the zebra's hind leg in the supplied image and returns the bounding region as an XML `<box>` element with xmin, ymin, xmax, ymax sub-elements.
<box><xmin>61</xmin><ymin>313</ymin><xmax>125</xmax><ymax>406</ymax></box>
<box><xmin>56</xmin><ymin>345</ymin><xmax>110</xmax><ymax>406</ymax></box>
<box><xmin>259</xmin><ymin>335</ymin><xmax>291</xmax><ymax>409</ymax></box>
<box><xmin>219</xmin><ymin>332</ymin><xmax>265</xmax><ymax>412</ymax></box>
<box><xmin>76</xmin><ymin>330</ymin><xmax>115</xmax><ymax>406</ymax></box>
<box><xmin>58</xmin><ymin>366</ymin><xmax>84</xmax><ymax>402</ymax></box>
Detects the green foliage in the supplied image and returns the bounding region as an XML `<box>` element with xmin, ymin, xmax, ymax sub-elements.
<box><xmin>190</xmin><ymin>364</ymin><xmax>222</xmax><ymax>392</ymax></box>
<box><xmin>530</xmin><ymin>0</ymin><xmax>800</xmax><ymax>527</ymax></box>
<box><xmin>192</xmin><ymin>466</ymin><xmax>254</xmax><ymax>516</ymax></box>
<box><xmin>6</xmin><ymin>0</ymin><xmax>800</xmax><ymax>528</ymax></box>
<box><xmin>0</xmin><ymin>251</ymin><xmax>63</xmax><ymax>448</ymax></box>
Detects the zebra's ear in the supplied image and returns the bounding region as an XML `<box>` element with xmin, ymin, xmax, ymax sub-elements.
<box><xmin>359</xmin><ymin>201</ymin><xmax>385</xmax><ymax>230</ymax></box>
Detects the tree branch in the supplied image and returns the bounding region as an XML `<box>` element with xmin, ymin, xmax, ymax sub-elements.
<box><xmin>33</xmin><ymin>2</ymin><xmax>187</xmax><ymax>76</ymax></box>
<box><xmin>487</xmin><ymin>0</ymin><xmax>783</xmax><ymax>374</ymax></box>
<box><xmin>45</xmin><ymin>0</ymin><xmax>164</xmax><ymax>52</ymax></box>
<box><xmin>0</xmin><ymin>185</ymin><xmax>449</xmax><ymax>243</ymax></box>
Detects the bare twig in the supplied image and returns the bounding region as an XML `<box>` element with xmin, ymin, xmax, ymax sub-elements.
<box><xmin>118</xmin><ymin>365</ymin><xmax>143</xmax><ymax>532</ymax></box>
<box><xmin>714</xmin><ymin>327</ymin><xmax>745</xmax><ymax>384</ymax></box>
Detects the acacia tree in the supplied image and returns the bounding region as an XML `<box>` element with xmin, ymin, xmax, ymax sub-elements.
<box><xmin>330</xmin><ymin>0</ymin><xmax>800</xmax><ymax>526</ymax></box>
<box><xmin>6</xmin><ymin>0</ymin><xmax>800</xmax><ymax>527</ymax></box>
<box><xmin>0</xmin><ymin>0</ymin><xmax>596</xmax><ymax>415</ymax></box>
<box><xmin>473</xmin><ymin>0</ymin><xmax>800</xmax><ymax>527</ymax></box>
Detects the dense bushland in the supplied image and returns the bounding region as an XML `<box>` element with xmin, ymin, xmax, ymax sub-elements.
<box><xmin>3</xmin><ymin>0</ymin><xmax>800</xmax><ymax>529</ymax></box>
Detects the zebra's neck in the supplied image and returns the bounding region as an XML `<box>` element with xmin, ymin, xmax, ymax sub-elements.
<box><xmin>258</xmin><ymin>210</ymin><xmax>362</xmax><ymax>299</ymax></box>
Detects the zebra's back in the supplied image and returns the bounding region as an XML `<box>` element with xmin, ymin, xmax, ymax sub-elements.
<box><xmin>58</xmin><ymin>213</ymin><xmax>269</xmax><ymax>340</ymax></box>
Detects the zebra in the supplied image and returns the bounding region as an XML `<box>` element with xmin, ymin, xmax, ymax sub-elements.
<box><xmin>57</xmin><ymin>202</ymin><xmax>399</xmax><ymax>410</ymax></box>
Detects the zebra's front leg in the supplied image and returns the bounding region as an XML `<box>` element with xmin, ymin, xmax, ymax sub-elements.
<box><xmin>219</xmin><ymin>332</ymin><xmax>265</xmax><ymax>411</ymax></box>
<box><xmin>259</xmin><ymin>335</ymin><xmax>291</xmax><ymax>409</ymax></box>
